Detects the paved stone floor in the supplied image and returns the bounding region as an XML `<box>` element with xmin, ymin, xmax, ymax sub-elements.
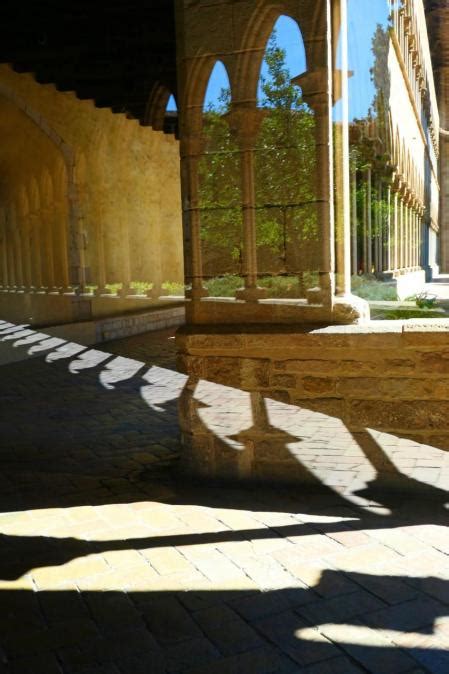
<box><xmin>0</xmin><ymin>320</ymin><xmax>448</xmax><ymax>673</ymax></box>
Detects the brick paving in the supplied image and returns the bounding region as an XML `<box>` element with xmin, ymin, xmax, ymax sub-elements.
<box><xmin>0</xmin><ymin>319</ymin><xmax>448</xmax><ymax>673</ymax></box>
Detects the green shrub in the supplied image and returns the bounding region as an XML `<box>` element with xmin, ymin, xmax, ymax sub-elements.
<box><xmin>130</xmin><ymin>281</ymin><xmax>153</xmax><ymax>294</ymax></box>
<box><xmin>162</xmin><ymin>281</ymin><xmax>186</xmax><ymax>296</ymax></box>
<box><xmin>205</xmin><ymin>275</ymin><xmax>243</xmax><ymax>297</ymax></box>
<box><xmin>351</xmin><ymin>274</ymin><xmax>398</xmax><ymax>301</ymax></box>
<box><xmin>105</xmin><ymin>283</ymin><xmax>123</xmax><ymax>294</ymax></box>
<box><xmin>414</xmin><ymin>292</ymin><xmax>437</xmax><ymax>309</ymax></box>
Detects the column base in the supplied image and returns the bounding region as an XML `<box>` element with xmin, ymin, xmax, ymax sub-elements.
<box><xmin>146</xmin><ymin>285</ymin><xmax>162</xmax><ymax>300</ymax></box>
<box><xmin>332</xmin><ymin>294</ymin><xmax>370</xmax><ymax>324</ymax></box>
<box><xmin>234</xmin><ymin>286</ymin><xmax>267</xmax><ymax>301</ymax></box>
<box><xmin>186</xmin><ymin>287</ymin><xmax>209</xmax><ymax>300</ymax></box>
<box><xmin>118</xmin><ymin>286</ymin><xmax>140</xmax><ymax>298</ymax></box>
<box><xmin>94</xmin><ymin>287</ymin><xmax>113</xmax><ymax>297</ymax></box>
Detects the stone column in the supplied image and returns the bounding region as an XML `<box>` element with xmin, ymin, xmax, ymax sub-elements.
<box><xmin>9</xmin><ymin>208</ymin><xmax>23</xmax><ymax>290</ymax></box>
<box><xmin>351</xmin><ymin>167</ymin><xmax>358</xmax><ymax>274</ymax></box>
<box><xmin>22</xmin><ymin>220</ymin><xmax>32</xmax><ymax>292</ymax></box>
<box><xmin>41</xmin><ymin>208</ymin><xmax>56</xmax><ymax>291</ymax></box>
<box><xmin>363</xmin><ymin>167</ymin><xmax>372</xmax><ymax>273</ymax></box>
<box><xmin>412</xmin><ymin>205</ymin><xmax>418</xmax><ymax>268</ymax></box>
<box><xmin>417</xmin><ymin>209</ymin><xmax>422</xmax><ymax>268</ymax></box>
<box><xmin>332</xmin><ymin>0</ymin><xmax>351</xmax><ymax>296</ymax></box>
<box><xmin>439</xmin><ymin>132</ymin><xmax>449</xmax><ymax>272</ymax></box>
<box><xmin>2</xmin><ymin>209</ymin><xmax>16</xmax><ymax>290</ymax></box>
<box><xmin>180</xmin><ymin>139</ymin><xmax>208</xmax><ymax>300</ymax></box>
<box><xmin>55</xmin><ymin>202</ymin><xmax>71</xmax><ymax>293</ymax></box>
<box><xmin>14</xmin><ymin>231</ymin><xmax>24</xmax><ymax>290</ymax></box>
<box><xmin>398</xmin><ymin>189</ymin><xmax>404</xmax><ymax>270</ymax></box>
<box><xmin>404</xmin><ymin>198</ymin><xmax>410</xmax><ymax>269</ymax></box>
<box><xmin>228</xmin><ymin>106</ymin><xmax>266</xmax><ymax>301</ymax></box>
<box><xmin>294</xmin><ymin>69</ymin><xmax>335</xmax><ymax>304</ymax></box>
<box><xmin>385</xmin><ymin>184</ymin><xmax>392</xmax><ymax>271</ymax></box>
<box><xmin>392</xmin><ymin>185</ymin><xmax>399</xmax><ymax>271</ymax></box>
<box><xmin>118</xmin><ymin>219</ymin><xmax>139</xmax><ymax>298</ymax></box>
<box><xmin>374</xmin><ymin>178</ymin><xmax>382</xmax><ymax>273</ymax></box>
<box><xmin>94</xmin><ymin>218</ymin><xmax>112</xmax><ymax>296</ymax></box>
<box><xmin>29</xmin><ymin>212</ymin><xmax>43</xmax><ymax>291</ymax></box>
<box><xmin>1</xmin><ymin>218</ymin><xmax>10</xmax><ymax>290</ymax></box>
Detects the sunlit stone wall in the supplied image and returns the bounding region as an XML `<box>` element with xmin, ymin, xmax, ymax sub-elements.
<box><xmin>0</xmin><ymin>64</ymin><xmax>183</xmax><ymax>321</ymax></box>
<box><xmin>177</xmin><ymin>323</ymin><xmax>449</xmax><ymax>487</ymax></box>
<box><xmin>346</xmin><ymin>0</ymin><xmax>440</xmax><ymax>291</ymax></box>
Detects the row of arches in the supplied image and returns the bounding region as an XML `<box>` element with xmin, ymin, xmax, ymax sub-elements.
<box><xmin>0</xmin><ymin>166</ymin><xmax>70</xmax><ymax>292</ymax></box>
<box><xmin>181</xmin><ymin>12</ymin><xmax>326</xmax><ymax>300</ymax></box>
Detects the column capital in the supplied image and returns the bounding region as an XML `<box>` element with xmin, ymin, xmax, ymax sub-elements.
<box><xmin>225</xmin><ymin>104</ymin><xmax>264</xmax><ymax>148</ymax></box>
<box><xmin>291</xmin><ymin>69</ymin><xmax>329</xmax><ymax>114</ymax></box>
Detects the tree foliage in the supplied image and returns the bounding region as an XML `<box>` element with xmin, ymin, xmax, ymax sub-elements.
<box><xmin>198</xmin><ymin>29</ymin><xmax>318</xmax><ymax>277</ymax></box>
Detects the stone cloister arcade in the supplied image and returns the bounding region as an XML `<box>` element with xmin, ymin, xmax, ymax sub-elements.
<box><xmin>0</xmin><ymin>0</ymin><xmax>448</xmax><ymax>480</ymax></box>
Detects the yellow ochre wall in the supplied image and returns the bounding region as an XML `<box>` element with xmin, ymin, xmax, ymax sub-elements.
<box><xmin>0</xmin><ymin>64</ymin><xmax>183</xmax><ymax>295</ymax></box>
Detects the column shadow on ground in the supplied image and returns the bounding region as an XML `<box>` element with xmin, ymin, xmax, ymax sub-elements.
<box><xmin>1</xmin><ymin>570</ymin><xmax>448</xmax><ymax>673</ymax></box>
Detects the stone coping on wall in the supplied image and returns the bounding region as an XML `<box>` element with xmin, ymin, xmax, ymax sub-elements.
<box><xmin>0</xmin><ymin>291</ymin><xmax>186</xmax><ymax>327</ymax></box>
<box><xmin>178</xmin><ymin>317</ymin><xmax>449</xmax><ymax>341</ymax></box>
<box><xmin>185</xmin><ymin>294</ymin><xmax>370</xmax><ymax>325</ymax></box>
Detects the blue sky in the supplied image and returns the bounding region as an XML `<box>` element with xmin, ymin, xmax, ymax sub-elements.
<box><xmin>347</xmin><ymin>0</ymin><xmax>390</xmax><ymax>119</ymax></box>
<box><xmin>166</xmin><ymin>94</ymin><xmax>177</xmax><ymax>112</ymax></box>
<box><xmin>200</xmin><ymin>2</ymin><xmax>391</xmax><ymax>120</ymax></box>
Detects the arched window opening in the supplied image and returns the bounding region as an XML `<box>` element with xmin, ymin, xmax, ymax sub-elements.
<box><xmin>257</xmin><ymin>15</ymin><xmax>307</xmax><ymax>108</ymax></box>
<box><xmin>198</xmin><ymin>61</ymin><xmax>243</xmax><ymax>296</ymax></box>
<box><xmin>164</xmin><ymin>94</ymin><xmax>178</xmax><ymax>135</ymax></box>
<box><xmin>254</xmin><ymin>16</ymin><xmax>318</xmax><ymax>299</ymax></box>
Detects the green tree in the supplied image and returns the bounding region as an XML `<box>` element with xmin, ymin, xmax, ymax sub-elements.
<box><xmin>255</xmin><ymin>31</ymin><xmax>317</xmax><ymax>273</ymax></box>
<box><xmin>198</xmin><ymin>29</ymin><xmax>318</xmax><ymax>278</ymax></box>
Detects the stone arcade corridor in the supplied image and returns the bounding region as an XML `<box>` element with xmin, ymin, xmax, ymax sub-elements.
<box><xmin>0</xmin><ymin>321</ymin><xmax>448</xmax><ymax>673</ymax></box>
<box><xmin>1</xmin><ymin>0</ymin><xmax>449</xmax><ymax>671</ymax></box>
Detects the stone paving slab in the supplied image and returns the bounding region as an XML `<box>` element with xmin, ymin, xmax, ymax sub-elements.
<box><xmin>0</xmin><ymin>321</ymin><xmax>448</xmax><ymax>672</ymax></box>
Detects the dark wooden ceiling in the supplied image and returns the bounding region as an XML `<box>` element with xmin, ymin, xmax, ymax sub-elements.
<box><xmin>0</xmin><ymin>0</ymin><xmax>177</xmax><ymax>124</ymax></box>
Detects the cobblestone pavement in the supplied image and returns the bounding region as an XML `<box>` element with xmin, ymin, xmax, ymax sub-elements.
<box><xmin>0</xmin><ymin>320</ymin><xmax>448</xmax><ymax>673</ymax></box>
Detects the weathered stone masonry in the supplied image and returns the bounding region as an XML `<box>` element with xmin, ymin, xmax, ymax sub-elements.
<box><xmin>177</xmin><ymin>322</ymin><xmax>449</xmax><ymax>487</ymax></box>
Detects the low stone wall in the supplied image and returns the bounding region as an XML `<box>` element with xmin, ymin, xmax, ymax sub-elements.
<box><xmin>46</xmin><ymin>305</ymin><xmax>186</xmax><ymax>345</ymax></box>
<box><xmin>176</xmin><ymin>321</ymin><xmax>449</xmax><ymax>493</ymax></box>
<box><xmin>0</xmin><ymin>291</ymin><xmax>185</xmax><ymax>328</ymax></box>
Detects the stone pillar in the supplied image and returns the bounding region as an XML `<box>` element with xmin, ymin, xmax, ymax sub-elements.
<box><xmin>439</xmin><ymin>132</ymin><xmax>449</xmax><ymax>272</ymax></box>
<box><xmin>3</xmin><ymin>209</ymin><xmax>16</xmax><ymax>290</ymax></box>
<box><xmin>398</xmin><ymin>191</ymin><xmax>405</xmax><ymax>270</ymax></box>
<box><xmin>333</xmin><ymin>0</ymin><xmax>351</xmax><ymax>296</ymax></box>
<box><xmin>14</xmin><ymin>231</ymin><xmax>24</xmax><ymax>290</ymax></box>
<box><xmin>385</xmin><ymin>184</ymin><xmax>391</xmax><ymax>271</ymax></box>
<box><xmin>9</xmin><ymin>208</ymin><xmax>23</xmax><ymax>290</ymax></box>
<box><xmin>362</xmin><ymin>167</ymin><xmax>372</xmax><ymax>274</ymax></box>
<box><xmin>93</xmin><ymin>217</ymin><xmax>112</xmax><ymax>296</ymax></box>
<box><xmin>374</xmin><ymin>178</ymin><xmax>382</xmax><ymax>273</ymax></box>
<box><xmin>54</xmin><ymin>202</ymin><xmax>71</xmax><ymax>293</ymax></box>
<box><xmin>41</xmin><ymin>208</ymin><xmax>56</xmax><ymax>291</ymax></box>
<box><xmin>1</xmin><ymin>218</ymin><xmax>11</xmax><ymax>289</ymax></box>
<box><xmin>413</xmin><ymin>205</ymin><xmax>418</xmax><ymax>268</ymax></box>
<box><xmin>351</xmin><ymin>167</ymin><xmax>358</xmax><ymax>274</ymax></box>
<box><xmin>118</xmin><ymin>219</ymin><xmax>139</xmax><ymax>298</ymax></box>
<box><xmin>404</xmin><ymin>198</ymin><xmax>410</xmax><ymax>269</ymax></box>
<box><xmin>22</xmin><ymin>221</ymin><xmax>32</xmax><ymax>292</ymax></box>
<box><xmin>228</xmin><ymin>106</ymin><xmax>266</xmax><ymax>301</ymax></box>
<box><xmin>180</xmin><ymin>141</ymin><xmax>208</xmax><ymax>300</ymax></box>
<box><xmin>295</xmin><ymin>68</ymin><xmax>335</xmax><ymax>304</ymax></box>
<box><xmin>29</xmin><ymin>212</ymin><xmax>43</xmax><ymax>292</ymax></box>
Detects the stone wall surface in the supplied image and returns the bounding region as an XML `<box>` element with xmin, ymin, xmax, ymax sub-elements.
<box><xmin>0</xmin><ymin>64</ymin><xmax>183</xmax><ymax>317</ymax></box>
<box><xmin>176</xmin><ymin>321</ymin><xmax>449</xmax><ymax>491</ymax></box>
